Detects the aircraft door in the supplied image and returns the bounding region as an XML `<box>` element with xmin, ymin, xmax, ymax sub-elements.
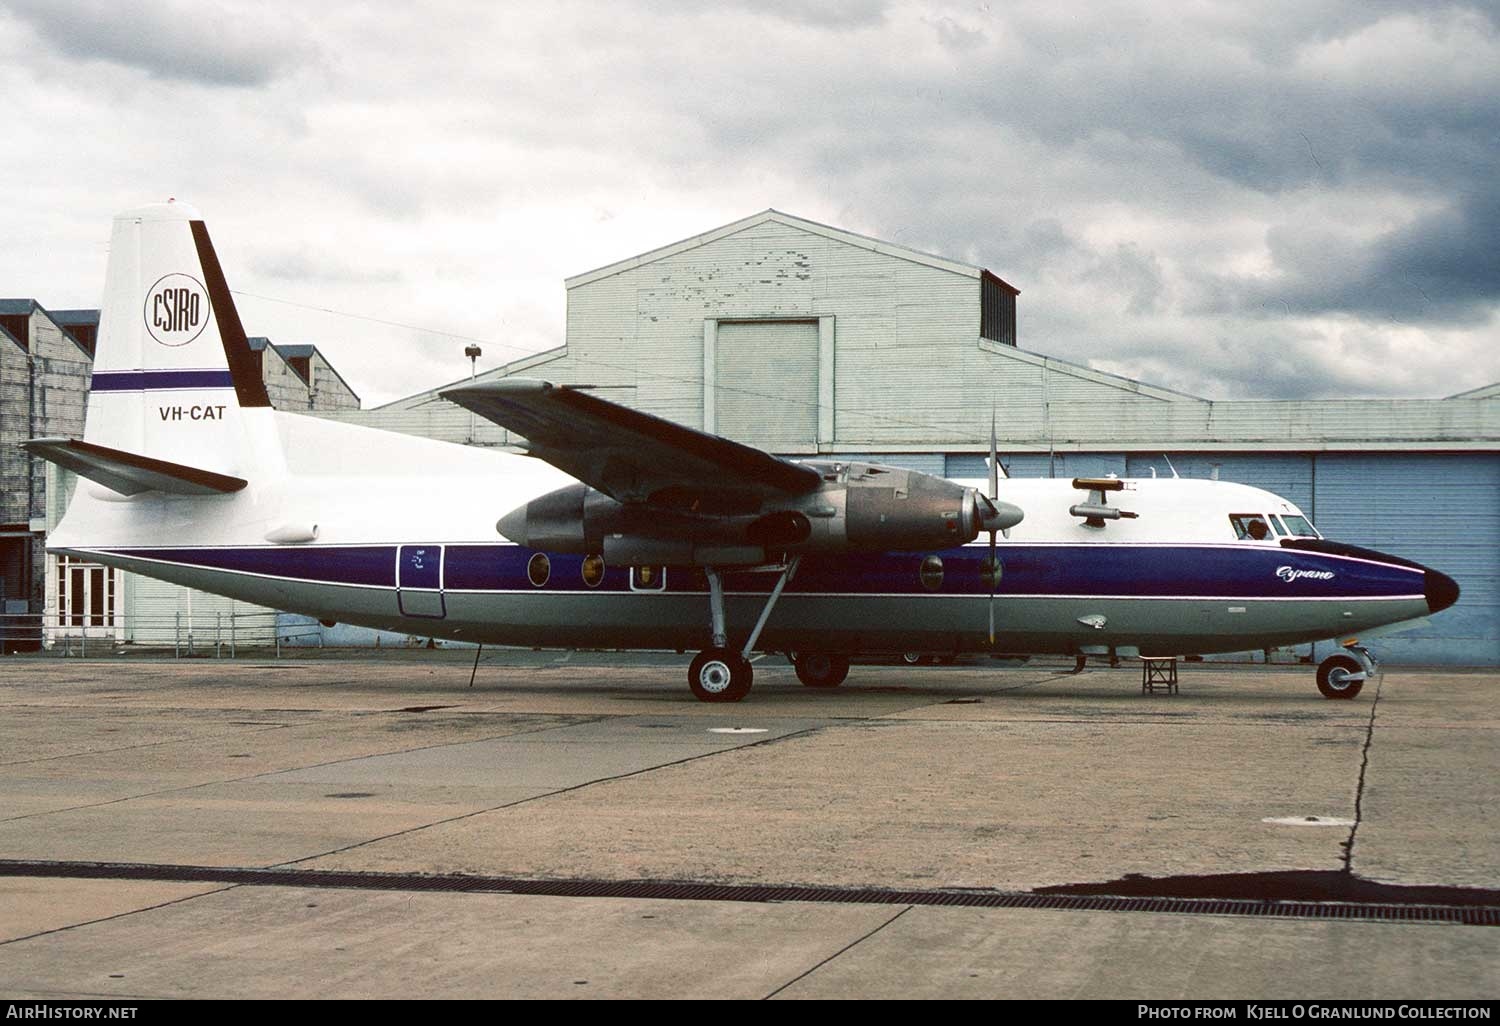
<box><xmin>397</xmin><ymin>545</ymin><xmax>445</xmax><ymax>619</ymax></box>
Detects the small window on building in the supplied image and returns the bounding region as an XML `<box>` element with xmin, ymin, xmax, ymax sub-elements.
<box><xmin>980</xmin><ymin>271</ymin><xmax>1018</xmax><ymax>347</ymax></box>
<box><xmin>0</xmin><ymin>313</ymin><xmax>28</xmax><ymax>348</ymax></box>
<box><xmin>527</xmin><ymin>552</ymin><xmax>550</xmax><ymax>587</ymax></box>
<box><xmin>919</xmin><ymin>555</ymin><xmax>944</xmax><ymax>591</ymax></box>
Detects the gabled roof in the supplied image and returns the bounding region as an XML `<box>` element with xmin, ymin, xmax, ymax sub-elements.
<box><xmin>1448</xmin><ymin>382</ymin><xmax>1500</xmax><ymax>399</ymax></box>
<box><xmin>0</xmin><ymin>299</ymin><xmax>95</xmax><ymax>359</ymax></box>
<box><xmin>565</xmin><ymin>209</ymin><xmax>1019</xmax><ymax>292</ymax></box>
<box><xmin>247</xmin><ymin>336</ymin><xmax>360</xmax><ymax>401</ymax></box>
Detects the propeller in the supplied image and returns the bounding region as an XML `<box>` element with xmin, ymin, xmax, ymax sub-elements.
<box><xmin>975</xmin><ymin>410</ymin><xmax>1023</xmax><ymax>645</ymax></box>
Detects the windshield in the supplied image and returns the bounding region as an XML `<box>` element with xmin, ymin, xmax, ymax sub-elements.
<box><xmin>1280</xmin><ymin>514</ymin><xmax>1319</xmax><ymax>538</ymax></box>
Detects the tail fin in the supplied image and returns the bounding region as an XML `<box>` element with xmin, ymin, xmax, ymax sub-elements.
<box><xmin>82</xmin><ymin>200</ymin><xmax>268</xmax><ymax>478</ymax></box>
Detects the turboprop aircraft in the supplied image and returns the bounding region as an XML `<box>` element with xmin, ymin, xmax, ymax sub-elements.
<box><xmin>29</xmin><ymin>202</ymin><xmax>1461</xmax><ymax>702</ymax></box>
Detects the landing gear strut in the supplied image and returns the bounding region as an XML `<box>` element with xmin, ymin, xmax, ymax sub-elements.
<box><xmin>687</xmin><ymin>557</ymin><xmax>800</xmax><ymax>703</ymax></box>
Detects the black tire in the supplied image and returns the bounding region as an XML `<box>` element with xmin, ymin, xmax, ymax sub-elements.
<box><xmin>794</xmin><ymin>652</ymin><xmax>850</xmax><ymax>688</ymax></box>
<box><xmin>689</xmin><ymin>647</ymin><xmax>752</xmax><ymax>702</ymax></box>
<box><xmin>1317</xmin><ymin>653</ymin><xmax>1365</xmax><ymax>700</ymax></box>
<box><xmin>901</xmin><ymin>651</ymin><xmax>926</xmax><ymax>665</ymax></box>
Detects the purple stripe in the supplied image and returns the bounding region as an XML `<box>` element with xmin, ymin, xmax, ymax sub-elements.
<box><xmin>91</xmin><ymin>370</ymin><xmax>234</xmax><ymax>391</ymax></box>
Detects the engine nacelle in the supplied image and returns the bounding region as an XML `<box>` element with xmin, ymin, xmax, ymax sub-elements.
<box><xmin>842</xmin><ymin>465</ymin><xmax>979</xmax><ymax>550</ymax></box>
<box><xmin>495</xmin><ymin>461</ymin><xmax>1022</xmax><ymax>564</ymax></box>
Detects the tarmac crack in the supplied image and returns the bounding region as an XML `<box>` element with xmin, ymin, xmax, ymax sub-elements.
<box><xmin>271</xmin><ymin>726</ymin><xmax>824</xmax><ymax>870</ymax></box>
<box><xmin>0</xmin><ymin>714</ymin><xmax>611</xmax><ymax>825</ymax></box>
<box><xmin>0</xmin><ymin>721</ymin><xmax>294</xmax><ymax>770</ymax></box>
<box><xmin>762</xmin><ymin>906</ymin><xmax>911</xmax><ymax>1000</ymax></box>
<box><xmin>1340</xmin><ymin>671</ymin><xmax>1384</xmax><ymax>874</ymax></box>
<box><xmin>0</xmin><ymin>882</ymin><xmax>241</xmax><ymax>950</ymax></box>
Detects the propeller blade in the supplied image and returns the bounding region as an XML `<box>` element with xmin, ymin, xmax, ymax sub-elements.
<box><xmin>987</xmin><ymin>529</ymin><xmax>997</xmax><ymax>645</ymax></box>
<box><xmin>988</xmin><ymin>408</ymin><xmax>999</xmax><ymax>501</ymax></box>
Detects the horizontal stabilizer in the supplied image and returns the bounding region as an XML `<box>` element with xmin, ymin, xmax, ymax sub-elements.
<box><xmin>23</xmin><ymin>437</ymin><xmax>247</xmax><ymax>496</ymax></box>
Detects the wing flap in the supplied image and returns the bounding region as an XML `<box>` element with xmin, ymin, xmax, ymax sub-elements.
<box><xmin>442</xmin><ymin>379</ymin><xmax>821</xmax><ymax>503</ymax></box>
<box><xmin>22</xmin><ymin>437</ymin><xmax>247</xmax><ymax>496</ymax></box>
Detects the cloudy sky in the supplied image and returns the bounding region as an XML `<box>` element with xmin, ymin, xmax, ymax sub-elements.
<box><xmin>2</xmin><ymin>0</ymin><xmax>1496</xmax><ymax>406</ymax></box>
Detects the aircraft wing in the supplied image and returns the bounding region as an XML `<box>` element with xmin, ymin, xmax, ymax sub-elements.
<box><xmin>441</xmin><ymin>378</ymin><xmax>822</xmax><ymax>504</ymax></box>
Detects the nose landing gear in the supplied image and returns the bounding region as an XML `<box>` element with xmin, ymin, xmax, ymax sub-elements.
<box><xmin>1316</xmin><ymin>643</ymin><xmax>1377</xmax><ymax>700</ymax></box>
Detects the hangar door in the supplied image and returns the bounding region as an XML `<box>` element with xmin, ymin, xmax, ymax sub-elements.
<box><xmin>715</xmin><ymin>319</ymin><xmax>818</xmax><ymax>452</ymax></box>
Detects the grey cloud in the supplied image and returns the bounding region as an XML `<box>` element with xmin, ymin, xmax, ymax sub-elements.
<box><xmin>1201</xmin><ymin>190</ymin><xmax>1500</xmax><ymax>325</ymax></box>
<box><xmin>664</xmin><ymin>0</ymin><xmax>891</xmax><ymax>29</ymax></box>
<box><xmin>4</xmin><ymin>0</ymin><xmax>316</xmax><ymax>86</ymax></box>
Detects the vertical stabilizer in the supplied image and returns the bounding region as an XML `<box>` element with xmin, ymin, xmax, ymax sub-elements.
<box><xmin>84</xmin><ymin>200</ymin><xmax>267</xmax><ymax>477</ymax></box>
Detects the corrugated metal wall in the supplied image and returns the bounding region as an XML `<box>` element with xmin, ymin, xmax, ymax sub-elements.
<box><xmin>1312</xmin><ymin>453</ymin><xmax>1498</xmax><ymax>666</ymax></box>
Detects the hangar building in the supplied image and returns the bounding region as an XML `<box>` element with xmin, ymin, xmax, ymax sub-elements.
<box><xmin>336</xmin><ymin>210</ymin><xmax>1500</xmax><ymax>666</ymax></box>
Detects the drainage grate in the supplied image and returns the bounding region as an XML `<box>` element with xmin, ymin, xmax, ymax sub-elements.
<box><xmin>2</xmin><ymin>860</ymin><xmax>1495</xmax><ymax>927</ymax></box>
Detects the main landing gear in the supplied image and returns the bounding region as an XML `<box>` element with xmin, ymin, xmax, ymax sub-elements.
<box><xmin>792</xmin><ymin>651</ymin><xmax>850</xmax><ymax>689</ymax></box>
<box><xmin>688</xmin><ymin>557</ymin><xmax>800</xmax><ymax>703</ymax></box>
<box><xmin>1316</xmin><ymin>644</ymin><xmax>1377</xmax><ymax>700</ymax></box>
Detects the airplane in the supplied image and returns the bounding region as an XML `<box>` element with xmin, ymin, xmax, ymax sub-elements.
<box><xmin>27</xmin><ymin>201</ymin><xmax>1461</xmax><ymax>703</ymax></box>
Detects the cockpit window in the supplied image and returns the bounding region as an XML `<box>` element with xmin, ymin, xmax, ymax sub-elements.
<box><xmin>1280</xmin><ymin>514</ymin><xmax>1319</xmax><ymax>538</ymax></box>
<box><xmin>1268</xmin><ymin>515</ymin><xmax>1288</xmax><ymax>537</ymax></box>
<box><xmin>1230</xmin><ymin>514</ymin><xmax>1272</xmax><ymax>541</ymax></box>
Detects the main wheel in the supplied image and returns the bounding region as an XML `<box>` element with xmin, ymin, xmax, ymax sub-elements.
<box><xmin>1316</xmin><ymin>653</ymin><xmax>1366</xmax><ymax>700</ymax></box>
<box><xmin>689</xmin><ymin>647</ymin><xmax>753</xmax><ymax>702</ymax></box>
<box><xmin>794</xmin><ymin>652</ymin><xmax>850</xmax><ymax>689</ymax></box>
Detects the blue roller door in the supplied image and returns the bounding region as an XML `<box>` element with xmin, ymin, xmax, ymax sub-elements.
<box><xmin>1124</xmin><ymin>454</ymin><xmax>1315</xmax><ymax>514</ymax></box>
<box><xmin>1312</xmin><ymin>453</ymin><xmax>1498</xmax><ymax>666</ymax></box>
<box><xmin>946</xmin><ymin>452</ymin><xmax>1126</xmax><ymax>480</ymax></box>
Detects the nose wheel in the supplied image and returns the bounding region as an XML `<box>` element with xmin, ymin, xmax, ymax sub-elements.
<box><xmin>1316</xmin><ymin>646</ymin><xmax>1375</xmax><ymax>699</ymax></box>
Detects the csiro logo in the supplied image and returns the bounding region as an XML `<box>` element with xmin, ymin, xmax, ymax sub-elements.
<box><xmin>143</xmin><ymin>273</ymin><xmax>210</xmax><ymax>347</ymax></box>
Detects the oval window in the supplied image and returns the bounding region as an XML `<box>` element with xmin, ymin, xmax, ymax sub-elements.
<box><xmin>980</xmin><ymin>555</ymin><xmax>1002</xmax><ymax>589</ymax></box>
<box><xmin>919</xmin><ymin>555</ymin><xmax>944</xmax><ymax>591</ymax></box>
<box><xmin>527</xmin><ymin>552</ymin><xmax>550</xmax><ymax>587</ymax></box>
<box><xmin>581</xmin><ymin>554</ymin><xmax>605</xmax><ymax>587</ymax></box>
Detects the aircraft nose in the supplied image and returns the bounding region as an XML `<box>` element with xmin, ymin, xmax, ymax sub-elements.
<box><xmin>1425</xmin><ymin>568</ymin><xmax>1460</xmax><ymax>614</ymax></box>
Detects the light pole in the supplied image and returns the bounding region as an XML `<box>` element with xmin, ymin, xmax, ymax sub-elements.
<box><xmin>464</xmin><ymin>345</ymin><xmax>481</xmax><ymax>443</ymax></box>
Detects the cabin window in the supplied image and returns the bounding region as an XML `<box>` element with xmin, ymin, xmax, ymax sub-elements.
<box><xmin>1229</xmin><ymin>515</ymin><xmax>1271</xmax><ymax>541</ymax></box>
<box><xmin>919</xmin><ymin>555</ymin><xmax>944</xmax><ymax>591</ymax></box>
<box><xmin>631</xmin><ymin>565</ymin><xmax>666</xmax><ymax>592</ymax></box>
<box><xmin>527</xmin><ymin>552</ymin><xmax>550</xmax><ymax>587</ymax></box>
<box><xmin>1281</xmin><ymin>514</ymin><xmax>1319</xmax><ymax>538</ymax></box>
<box><xmin>581</xmin><ymin>554</ymin><xmax>605</xmax><ymax>588</ymax></box>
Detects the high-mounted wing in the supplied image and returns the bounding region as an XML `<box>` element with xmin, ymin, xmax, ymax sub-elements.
<box><xmin>442</xmin><ymin>378</ymin><xmax>822</xmax><ymax>504</ymax></box>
